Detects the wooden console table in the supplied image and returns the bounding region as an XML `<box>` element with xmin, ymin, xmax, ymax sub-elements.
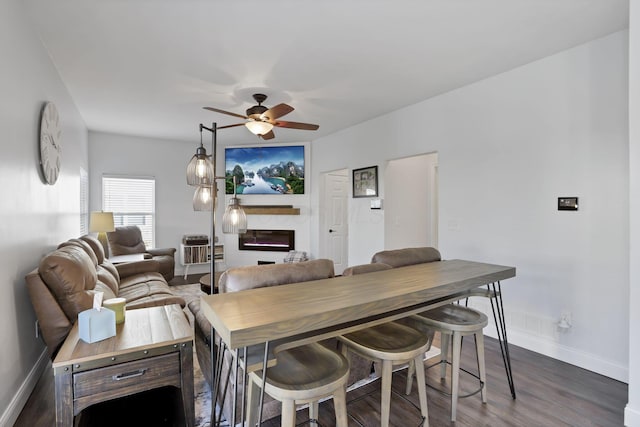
<box><xmin>52</xmin><ymin>304</ymin><xmax>194</xmax><ymax>427</ymax></box>
<box><xmin>201</xmin><ymin>259</ymin><xmax>516</xmax><ymax>426</ymax></box>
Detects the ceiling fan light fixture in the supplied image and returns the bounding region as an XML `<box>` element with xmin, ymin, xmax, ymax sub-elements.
<box><xmin>245</xmin><ymin>120</ymin><xmax>274</xmax><ymax>136</ymax></box>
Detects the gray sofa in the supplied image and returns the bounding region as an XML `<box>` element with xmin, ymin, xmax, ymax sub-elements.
<box><xmin>107</xmin><ymin>225</ymin><xmax>176</xmax><ymax>282</ymax></box>
<box><xmin>25</xmin><ymin>234</ymin><xmax>185</xmax><ymax>358</ymax></box>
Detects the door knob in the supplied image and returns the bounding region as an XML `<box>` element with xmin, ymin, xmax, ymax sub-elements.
<box><xmin>329</xmin><ymin>229</ymin><xmax>334</xmax><ymax>233</ymax></box>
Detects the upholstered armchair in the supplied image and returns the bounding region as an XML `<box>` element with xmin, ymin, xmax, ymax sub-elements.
<box><xmin>107</xmin><ymin>225</ymin><xmax>176</xmax><ymax>281</ymax></box>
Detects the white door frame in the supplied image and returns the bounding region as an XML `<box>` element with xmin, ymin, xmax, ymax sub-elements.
<box><xmin>319</xmin><ymin>169</ymin><xmax>349</xmax><ymax>274</ymax></box>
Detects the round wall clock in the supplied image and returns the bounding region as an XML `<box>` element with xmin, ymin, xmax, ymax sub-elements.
<box><xmin>39</xmin><ymin>102</ymin><xmax>61</xmax><ymax>185</ymax></box>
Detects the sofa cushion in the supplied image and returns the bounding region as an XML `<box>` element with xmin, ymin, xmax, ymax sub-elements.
<box><xmin>58</xmin><ymin>238</ymin><xmax>99</xmax><ymax>266</ymax></box>
<box><xmin>38</xmin><ymin>245</ymin><xmax>98</xmax><ymax>322</ymax></box>
<box><xmin>219</xmin><ymin>259</ymin><xmax>335</xmax><ymax>293</ymax></box>
<box><xmin>25</xmin><ymin>269</ymin><xmax>73</xmax><ymax>357</ymax></box>
<box><xmin>80</xmin><ymin>234</ymin><xmax>107</xmax><ymax>264</ymax></box>
<box><xmin>118</xmin><ymin>272</ymin><xmax>185</xmax><ymax>308</ymax></box>
<box><xmin>63</xmin><ymin>236</ymin><xmax>121</xmax><ymax>294</ymax></box>
<box><xmin>342</xmin><ymin>262</ymin><xmax>392</xmax><ymax>276</ymax></box>
<box><xmin>371</xmin><ymin>247</ymin><xmax>441</xmax><ymax>268</ymax></box>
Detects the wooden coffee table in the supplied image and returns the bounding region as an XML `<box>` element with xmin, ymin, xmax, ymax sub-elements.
<box><xmin>52</xmin><ymin>304</ymin><xmax>194</xmax><ymax>426</ymax></box>
<box><xmin>199</xmin><ymin>272</ymin><xmax>221</xmax><ymax>294</ymax></box>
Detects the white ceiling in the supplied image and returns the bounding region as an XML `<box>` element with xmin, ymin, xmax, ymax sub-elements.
<box><xmin>23</xmin><ymin>0</ymin><xmax>628</xmax><ymax>145</ymax></box>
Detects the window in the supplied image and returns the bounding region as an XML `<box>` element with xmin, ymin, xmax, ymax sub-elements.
<box><xmin>79</xmin><ymin>167</ymin><xmax>88</xmax><ymax>235</ymax></box>
<box><xmin>102</xmin><ymin>176</ymin><xmax>155</xmax><ymax>248</ymax></box>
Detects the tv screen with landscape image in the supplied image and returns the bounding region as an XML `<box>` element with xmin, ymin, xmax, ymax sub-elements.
<box><xmin>225</xmin><ymin>145</ymin><xmax>305</xmax><ymax>195</ymax></box>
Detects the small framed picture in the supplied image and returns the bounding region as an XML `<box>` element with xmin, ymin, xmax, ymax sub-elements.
<box><xmin>353</xmin><ymin>166</ymin><xmax>378</xmax><ymax>198</ymax></box>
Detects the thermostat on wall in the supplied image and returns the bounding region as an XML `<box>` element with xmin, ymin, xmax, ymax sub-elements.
<box><xmin>370</xmin><ymin>199</ymin><xmax>382</xmax><ymax>210</ymax></box>
<box><xmin>558</xmin><ymin>197</ymin><xmax>578</xmax><ymax>211</ymax></box>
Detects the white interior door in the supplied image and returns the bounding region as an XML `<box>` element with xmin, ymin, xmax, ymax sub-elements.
<box><xmin>320</xmin><ymin>170</ymin><xmax>349</xmax><ymax>274</ymax></box>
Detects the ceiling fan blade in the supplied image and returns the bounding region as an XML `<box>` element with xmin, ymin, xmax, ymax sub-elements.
<box><xmin>261</xmin><ymin>103</ymin><xmax>294</xmax><ymax>121</ymax></box>
<box><xmin>274</xmin><ymin>120</ymin><xmax>319</xmax><ymax>131</ymax></box>
<box><xmin>203</xmin><ymin>107</ymin><xmax>247</xmax><ymax>120</ymax></box>
<box><xmin>260</xmin><ymin>130</ymin><xmax>276</xmax><ymax>140</ymax></box>
<box><xmin>217</xmin><ymin>123</ymin><xmax>246</xmax><ymax>129</ymax></box>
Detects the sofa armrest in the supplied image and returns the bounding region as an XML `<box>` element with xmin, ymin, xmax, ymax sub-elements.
<box><xmin>146</xmin><ymin>247</ymin><xmax>176</xmax><ymax>257</ymax></box>
<box><xmin>115</xmin><ymin>259</ymin><xmax>161</xmax><ymax>279</ymax></box>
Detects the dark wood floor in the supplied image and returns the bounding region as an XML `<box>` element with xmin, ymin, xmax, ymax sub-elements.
<box><xmin>14</xmin><ymin>335</ymin><xmax>627</xmax><ymax>426</ymax></box>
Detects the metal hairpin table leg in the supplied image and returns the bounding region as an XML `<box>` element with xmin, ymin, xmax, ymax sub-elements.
<box><xmin>241</xmin><ymin>347</ymin><xmax>248</xmax><ymax>426</ymax></box>
<box><xmin>212</xmin><ymin>338</ymin><xmax>230</xmax><ymax>427</ymax></box>
<box><xmin>257</xmin><ymin>341</ymin><xmax>271</xmax><ymax>426</ymax></box>
<box><xmin>210</xmin><ymin>326</ymin><xmax>220</xmax><ymax>427</ymax></box>
<box><xmin>488</xmin><ymin>281</ymin><xmax>516</xmax><ymax>399</ymax></box>
<box><xmin>231</xmin><ymin>350</ymin><xmax>240</xmax><ymax>427</ymax></box>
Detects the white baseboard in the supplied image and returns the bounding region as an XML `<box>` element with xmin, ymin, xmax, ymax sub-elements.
<box><xmin>0</xmin><ymin>349</ymin><xmax>49</xmax><ymax>427</ymax></box>
<box><xmin>625</xmin><ymin>404</ymin><xmax>640</xmax><ymax>426</ymax></box>
<box><xmin>467</xmin><ymin>299</ymin><xmax>628</xmax><ymax>383</ymax></box>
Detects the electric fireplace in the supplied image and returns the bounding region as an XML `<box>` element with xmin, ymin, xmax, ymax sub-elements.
<box><xmin>238</xmin><ymin>229</ymin><xmax>295</xmax><ymax>252</ymax></box>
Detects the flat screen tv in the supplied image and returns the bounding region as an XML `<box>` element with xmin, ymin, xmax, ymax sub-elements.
<box><xmin>225</xmin><ymin>145</ymin><xmax>305</xmax><ymax>195</ymax></box>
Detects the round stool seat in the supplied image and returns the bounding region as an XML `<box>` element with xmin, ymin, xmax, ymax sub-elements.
<box><xmin>251</xmin><ymin>342</ymin><xmax>350</xmax><ymax>400</ymax></box>
<box><xmin>410</xmin><ymin>304</ymin><xmax>489</xmax><ymax>422</ymax></box>
<box><xmin>341</xmin><ymin>322</ymin><xmax>430</xmax><ymax>360</ymax></box>
<box><xmin>339</xmin><ymin>321</ymin><xmax>431</xmax><ymax>427</ymax></box>
<box><xmin>416</xmin><ymin>304</ymin><xmax>488</xmax><ymax>332</ymax></box>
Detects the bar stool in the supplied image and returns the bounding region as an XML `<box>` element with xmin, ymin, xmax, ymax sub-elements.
<box><xmin>407</xmin><ymin>304</ymin><xmax>488</xmax><ymax>422</ymax></box>
<box><xmin>246</xmin><ymin>342</ymin><xmax>350</xmax><ymax>427</ymax></box>
<box><xmin>339</xmin><ymin>262</ymin><xmax>431</xmax><ymax>427</ymax></box>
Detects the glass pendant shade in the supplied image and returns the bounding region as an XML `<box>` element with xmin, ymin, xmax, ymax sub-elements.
<box><xmin>245</xmin><ymin>120</ymin><xmax>274</xmax><ymax>136</ymax></box>
<box><xmin>193</xmin><ymin>184</ymin><xmax>216</xmax><ymax>211</ymax></box>
<box><xmin>186</xmin><ymin>145</ymin><xmax>214</xmax><ymax>186</ymax></box>
<box><xmin>222</xmin><ymin>197</ymin><xmax>247</xmax><ymax>234</ymax></box>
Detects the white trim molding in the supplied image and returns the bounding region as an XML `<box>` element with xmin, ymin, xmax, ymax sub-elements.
<box><xmin>0</xmin><ymin>349</ymin><xmax>48</xmax><ymax>426</ymax></box>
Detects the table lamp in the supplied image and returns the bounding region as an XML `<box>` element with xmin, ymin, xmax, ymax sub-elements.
<box><xmin>90</xmin><ymin>211</ymin><xmax>115</xmax><ymax>257</ymax></box>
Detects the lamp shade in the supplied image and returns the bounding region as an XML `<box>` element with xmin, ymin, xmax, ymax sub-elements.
<box><xmin>245</xmin><ymin>120</ymin><xmax>274</xmax><ymax>136</ymax></box>
<box><xmin>89</xmin><ymin>211</ymin><xmax>115</xmax><ymax>233</ymax></box>
<box><xmin>222</xmin><ymin>197</ymin><xmax>247</xmax><ymax>234</ymax></box>
<box><xmin>186</xmin><ymin>145</ymin><xmax>214</xmax><ymax>186</ymax></box>
<box><xmin>193</xmin><ymin>183</ymin><xmax>216</xmax><ymax>211</ymax></box>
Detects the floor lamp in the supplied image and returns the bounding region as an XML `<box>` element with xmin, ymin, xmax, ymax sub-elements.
<box><xmin>187</xmin><ymin>122</ymin><xmax>247</xmax><ymax>426</ymax></box>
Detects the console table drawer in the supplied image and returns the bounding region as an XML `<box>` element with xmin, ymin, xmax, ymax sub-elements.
<box><xmin>73</xmin><ymin>352</ymin><xmax>180</xmax><ymax>400</ymax></box>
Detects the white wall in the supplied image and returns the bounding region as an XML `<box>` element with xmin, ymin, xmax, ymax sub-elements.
<box><xmin>219</xmin><ymin>141</ymin><xmax>312</xmax><ymax>268</ymax></box>
<box><xmin>312</xmin><ymin>31</ymin><xmax>629</xmax><ymax>381</ymax></box>
<box><xmin>626</xmin><ymin>1</ymin><xmax>639</xmax><ymax>424</ymax></box>
<box><xmin>89</xmin><ymin>134</ymin><xmax>313</xmax><ymax>274</ymax></box>
<box><xmin>0</xmin><ymin>1</ymin><xmax>89</xmax><ymax>424</ymax></box>
<box><xmin>89</xmin><ymin>131</ymin><xmax>215</xmax><ymax>276</ymax></box>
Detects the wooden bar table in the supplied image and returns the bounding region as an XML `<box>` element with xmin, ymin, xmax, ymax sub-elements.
<box><xmin>201</xmin><ymin>259</ymin><xmax>516</xmax><ymax>426</ymax></box>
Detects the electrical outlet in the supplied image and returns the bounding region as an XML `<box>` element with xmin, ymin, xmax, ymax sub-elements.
<box><xmin>558</xmin><ymin>310</ymin><xmax>572</xmax><ymax>330</ymax></box>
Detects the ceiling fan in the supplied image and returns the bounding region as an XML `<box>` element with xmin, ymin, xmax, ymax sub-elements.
<box><xmin>203</xmin><ymin>93</ymin><xmax>319</xmax><ymax>140</ymax></box>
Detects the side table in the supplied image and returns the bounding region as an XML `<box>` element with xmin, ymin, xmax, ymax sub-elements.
<box><xmin>52</xmin><ymin>304</ymin><xmax>194</xmax><ymax>426</ymax></box>
<box><xmin>199</xmin><ymin>272</ymin><xmax>222</xmax><ymax>294</ymax></box>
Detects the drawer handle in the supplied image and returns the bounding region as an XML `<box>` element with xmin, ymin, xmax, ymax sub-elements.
<box><xmin>112</xmin><ymin>369</ymin><xmax>147</xmax><ymax>381</ymax></box>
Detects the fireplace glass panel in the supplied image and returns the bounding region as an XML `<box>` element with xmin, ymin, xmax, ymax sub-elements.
<box><xmin>238</xmin><ymin>229</ymin><xmax>295</xmax><ymax>252</ymax></box>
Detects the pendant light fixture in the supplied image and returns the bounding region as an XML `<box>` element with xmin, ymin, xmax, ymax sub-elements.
<box><xmin>222</xmin><ymin>176</ymin><xmax>247</xmax><ymax>234</ymax></box>
<box><xmin>186</xmin><ymin>126</ymin><xmax>214</xmax><ymax>186</ymax></box>
<box><xmin>192</xmin><ymin>179</ymin><xmax>215</xmax><ymax>211</ymax></box>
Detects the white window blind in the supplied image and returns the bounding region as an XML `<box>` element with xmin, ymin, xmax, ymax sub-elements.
<box><xmin>79</xmin><ymin>167</ymin><xmax>88</xmax><ymax>235</ymax></box>
<box><xmin>102</xmin><ymin>176</ymin><xmax>155</xmax><ymax>248</ymax></box>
